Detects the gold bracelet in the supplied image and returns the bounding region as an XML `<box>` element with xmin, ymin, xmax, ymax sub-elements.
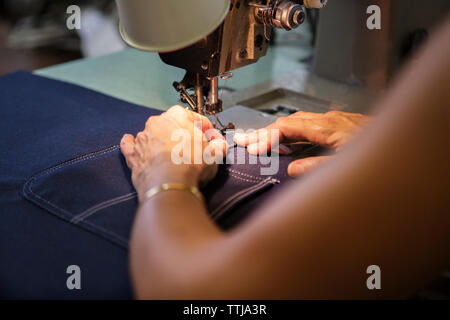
<box><xmin>143</xmin><ymin>182</ymin><xmax>204</xmax><ymax>203</ymax></box>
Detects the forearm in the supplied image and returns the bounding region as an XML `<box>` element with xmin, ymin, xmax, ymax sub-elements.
<box><xmin>230</xmin><ymin>18</ymin><xmax>450</xmax><ymax>298</ymax></box>
<box><xmin>130</xmin><ymin>167</ymin><xmax>224</xmax><ymax>299</ymax></box>
<box><xmin>127</xmin><ymin>17</ymin><xmax>450</xmax><ymax>299</ymax></box>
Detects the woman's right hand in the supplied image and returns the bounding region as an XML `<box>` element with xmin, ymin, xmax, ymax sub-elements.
<box><xmin>120</xmin><ymin>106</ymin><xmax>227</xmax><ymax>201</ymax></box>
<box><xmin>234</xmin><ymin>110</ymin><xmax>370</xmax><ymax>177</ymax></box>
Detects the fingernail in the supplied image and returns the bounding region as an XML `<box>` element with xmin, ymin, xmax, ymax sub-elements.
<box><xmin>234</xmin><ymin>133</ymin><xmax>247</xmax><ymax>144</ymax></box>
<box><xmin>288</xmin><ymin>163</ymin><xmax>303</xmax><ymax>177</ymax></box>
<box><xmin>247</xmin><ymin>143</ymin><xmax>263</xmax><ymax>155</ymax></box>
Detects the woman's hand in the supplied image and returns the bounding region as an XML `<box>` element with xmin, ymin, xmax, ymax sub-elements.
<box><xmin>234</xmin><ymin>110</ymin><xmax>370</xmax><ymax>177</ymax></box>
<box><xmin>120</xmin><ymin>106</ymin><xmax>227</xmax><ymax>200</ymax></box>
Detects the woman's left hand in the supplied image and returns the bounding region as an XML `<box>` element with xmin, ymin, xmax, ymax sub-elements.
<box><xmin>120</xmin><ymin>106</ymin><xmax>227</xmax><ymax>201</ymax></box>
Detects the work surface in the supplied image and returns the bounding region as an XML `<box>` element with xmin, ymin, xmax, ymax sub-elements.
<box><xmin>35</xmin><ymin>45</ymin><xmax>310</xmax><ymax>111</ymax></box>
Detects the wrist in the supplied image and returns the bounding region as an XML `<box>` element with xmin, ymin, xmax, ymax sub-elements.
<box><xmin>134</xmin><ymin>164</ymin><xmax>201</xmax><ymax>196</ymax></box>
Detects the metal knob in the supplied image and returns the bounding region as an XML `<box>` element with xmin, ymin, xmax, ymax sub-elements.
<box><xmin>272</xmin><ymin>1</ymin><xmax>305</xmax><ymax>30</ymax></box>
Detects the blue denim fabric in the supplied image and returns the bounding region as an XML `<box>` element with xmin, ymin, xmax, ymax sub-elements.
<box><xmin>21</xmin><ymin>145</ymin><xmax>291</xmax><ymax>248</ymax></box>
<box><xmin>0</xmin><ymin>72</ymin><xmax>322</xmax><ymax>299</ymax></box>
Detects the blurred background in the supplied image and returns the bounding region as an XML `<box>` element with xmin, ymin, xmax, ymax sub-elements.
<box><xmin>0</xmin><ymin>0</ymin><xmax>319</xmax><ymax>77</ymax></box>
<box><xmin>0</xmin><ymin>0</ymin><xmax>127</xmax><ymax>76</ymax></box>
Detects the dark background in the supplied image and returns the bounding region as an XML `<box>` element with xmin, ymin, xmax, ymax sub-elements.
<box><xmin>0</xmin><ymin>0</ymin><xmax>113</xmax><ymax>75</ymax></box>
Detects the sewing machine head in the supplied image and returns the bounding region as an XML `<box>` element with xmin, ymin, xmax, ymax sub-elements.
<box><xmin>117</xmin><ymin>0</ymin><xmax>327</xmax><ymax>125</ymax></box>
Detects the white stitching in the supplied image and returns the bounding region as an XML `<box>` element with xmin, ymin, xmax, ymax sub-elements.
<box><xmin>71</xmin><ymin>192</ymin><xmax>137</xmax><ymax>224</ymax></box>
<box><xmin>24</xmin><ymin>183</ymin><xmax>129</xmax><ymax>247</ymax></box>
<box><xmin>228</xmin><ymin>173</ymin><xmax>262</xmax><ymax>184</ymax></box>
<box><xmin>31</xmin><ymin>145</ymin><xmax>119</xmax><ymax>179</ymax></box>
<box><xmin>211</xmin><ymin>177</ymin><xmax>276</xmax><ymax>218</ymax></box>
<box><xmin>227</xmin><ymin>168</ymin><xmax>264</xmax><ymax>181</ymax></box>
<box><xmin>22</xmin><ymin>145</ymin><xmax>130</xmax><ymax>247</ymax></box>
<box><xmin>22</xmin><ymin>144</ymin><xmax>282</xmax><ymax>247</ymax></box>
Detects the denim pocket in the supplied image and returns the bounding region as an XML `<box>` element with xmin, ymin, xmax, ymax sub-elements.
<box><xmin>205</xmin><ymin>169</ymin><xmax>279</xmax><ymax>221</ymax></box>
<box><xmin>22</xmin><ymin>145</ymin><xmax>135</xmax><ymax>248</ymax></box>
<box><xmin>22</xmin><ymin>145</ymin><xmax>282</xmax><ymax>249</ymax></box>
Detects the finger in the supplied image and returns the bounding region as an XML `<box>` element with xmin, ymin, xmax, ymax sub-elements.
<box><xmin>287</xmin><ymin>156</ymin><xmax>331</xmax><ymax>177</ymax></box>
<box><xmin>246</xmin><ymin>125</ymin><xmax>285</xmax><ymax>155</ymax></box>
<box><xmin>234</xmin><ymin>130</ymin><xmax>259</xmax><ymax>146</ymax></box>
<box><xmin>234</xmin><ymin>115</ymin><xmax>323</xmax><ymax>148</ymax></box>
<box><xmin>233</xmin><ymin>131</ymin><xmax>251</xmax><ymax>146</ymax></box>
<box><xmin>234</xmin><ymin>122</ymin><xmax>278</xmax><ymax>146</ymax></box>
<box><xmin>208</xmin><ymin>138</ymin><xmax>228</xmax><ymax>158</ymax></box>
<box><xmin>190</xmin><ymin>111</ymin><xmax>215</xmax><ymax>133</ymax></box>
<box><xmin>240</xmin><ymin>117</ymin><xmax>325</xmax><ymax>154</ymax></box>
<box><xmin>120</xmin><ymin>134</ymin><xmax>136</xmax><ymax>168</ymax></box>
<box><xmin>205</xmin><ymin>128</ymin><xmax>226</xmax><ymax>141</ymax></box>
<box><xmin>166</xmin><ymin>105</ymin><xmax>215</xmax><ymax>133</ymax></box>
<box><xmin>289</xmin><ymin>111</ymin><xmax>324</xmax><ymax>119</ymax></box>
<box><xmin>120</xmin><ymin>134</ymin><xmax>135</xmax><ymax>157</ymax></box>
<box><xmin>273</xmin><ymin>117</ymin><xmax>331</xmax><ymax>146</ymax></box>
<box><xmin>247</xmin><ymin>139</ymin><xmax>271</xmax><ymax>155</ymax></box>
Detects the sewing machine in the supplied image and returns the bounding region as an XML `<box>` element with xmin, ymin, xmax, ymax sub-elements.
<box><xmin>37</xmin><ymin>0</ymin><xmax>448</xmax><ymax>133</ymax></box>
<box><xmin>116</xmin><ymin>0</ymin><xmax>327</xmax><ymax>129</ymax></box>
